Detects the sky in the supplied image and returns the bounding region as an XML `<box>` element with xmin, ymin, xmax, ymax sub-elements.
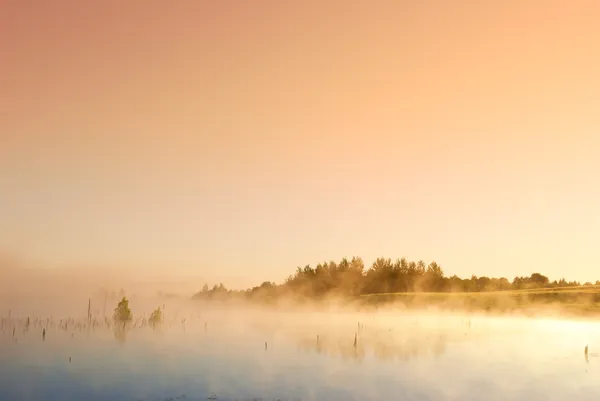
<box><xmin>1</xmin><ymin>0</ymin><xmax>600</xmax><ymax>289</ymax></box>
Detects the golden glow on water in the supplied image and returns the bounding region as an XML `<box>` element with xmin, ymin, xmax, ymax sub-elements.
<box><xmin>3</xmin><ymin>303</ymin><xmax>600</xmax><ymax>400</ymax></box>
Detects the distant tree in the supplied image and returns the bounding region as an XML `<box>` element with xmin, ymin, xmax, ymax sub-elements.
<box><xmin>427</xmin><ymin>262</ymin><xmax>443</xmax><ymax>277</ymax></box>
<box><xmin>425</xmin><ymin>262</ymin><xmax>445</xmax><ymax>291</ymax></box>
<box><xmin>113</xmin><ymin>297</ymin><xmax>133</xmax><ymax>324</ymax></box>
<box><xmin>346</xmin><ymin>256</ymin><xmax>365</xmax><ymax>295</ymax></box>
<box><xmin>529</xmin><ymin>273</ymin><xmax>549</xmax><ymax>287</ymax></box>
<box><xmin>512</xmin><ymin>276</ymin><xmax>524</xmax><ymax>289</ymax></box>
<box><xmin>476</xmin><ymin>276</ymin><xmax>491</xmax><ymax>291</ymax></box>
<box><xmin>149</xmin><ymin>307</ymin><xmax>162</xmax><ymax>328</ymax></box>
<box><xmin>417</xmin><ymin>260</ymin><xmax>427</xmax><ymax>274</ymax></box>
<box><xmin>349</xmin><ymin>256</ymin><xmax>365</xmax><ymax>275</ymax></box>
<box><xmin>492</xmin><ymin>277</ymin><xmax>511</xmax><ymax>291</ymax></box>
<box><xmin>408</xmin><ymin>261</ymin><xmax>419</xmax><ymax>276</ymax></box>
<box><xmin>399</xmin><ymin>258</ymin><xmax>409</xmax><ymax>275</ymax></box>
<box><xmin>338</xmin><ymin>258</ymin><xmax>350</xmax><ymax>273</ymax></box>
<box><xmin>371</xmin><ymin>258</ymin><xmax>393</xmax><ymax>273</ymax></box>
<box><xmin>365</xmin><ymin>258</ymin><xmax>394</xmax><ymax>293</ymax></box>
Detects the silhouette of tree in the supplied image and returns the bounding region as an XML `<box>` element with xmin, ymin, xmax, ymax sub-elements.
<box><xmin>113</xmin><ymin>297</ymin><xmax>132</xmax><ymax>324</ymax></box>
<box><xmin>149</xmin><ymin>307</ymin><xmax>162</xmax><ymax>328</ymax></box>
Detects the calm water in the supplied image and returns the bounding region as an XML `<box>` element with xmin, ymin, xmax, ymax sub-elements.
<box><xmin>1</xmin><ymin>305</ymin><xmax>599</xmax><ymax>401</ymax></box>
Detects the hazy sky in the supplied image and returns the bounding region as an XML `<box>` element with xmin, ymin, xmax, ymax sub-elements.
<box><xmin>2</xmin><ymin>1</ymin><xmax>600</xmax><ymax>288</ymax></box>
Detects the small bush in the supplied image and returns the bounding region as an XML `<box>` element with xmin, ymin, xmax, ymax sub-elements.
<box><xmin>113</xmin><ymin>297</ymin><xmax>133</xmax><ymax>324</ymax></box>
<box><xmin>149</xmin><ymin>307</ymin><xmax>162</xmax><ymax>328</ymax></box>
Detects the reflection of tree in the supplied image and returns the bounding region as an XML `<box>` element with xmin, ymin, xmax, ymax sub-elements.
<box><xmin>299</xmin><ymin>336</ymin><xmax>367</xmax><ymax>362</ymax></box>
<box><xmin>296</xmin><ymin>330</ymin><xmax>452</xmax><ymax>362</ymax></box>
<box><xmin>113</xmin><ymin>322</ymin><xmax>128</xmax><ymax>344</ymax></box>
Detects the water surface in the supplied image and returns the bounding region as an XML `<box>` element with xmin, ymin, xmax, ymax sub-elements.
<box><xmin>1</xmin><ymin>306</ymin><xmax>598</xmax><ymax>401</ymax></box>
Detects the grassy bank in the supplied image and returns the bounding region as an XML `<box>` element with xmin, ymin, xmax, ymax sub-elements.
<box><xmin>358</xmin><ymin>286</ymin><xmax>600</xmax><ymax>317</ymax></box>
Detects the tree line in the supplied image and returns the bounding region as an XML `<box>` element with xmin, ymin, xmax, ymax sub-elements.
<box><xmin>193</xmin><ymin>256</ymin><xmax>599</xmax><ymax>301</ymax></box>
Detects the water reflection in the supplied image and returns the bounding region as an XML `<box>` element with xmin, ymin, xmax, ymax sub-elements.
<box><xmin>113</xmin><ymin>324</ymin><xmax>128</xmax><ymax>344</ymax></box>
<box><xmin>3</xmin><ymin>310</ymin><xmax>600</xmax><ymax>401</ymax></box>
<box><xmin>296</xmin><ymin>330</ymin><xmax>449</xmax><ymax>362</ymax></box>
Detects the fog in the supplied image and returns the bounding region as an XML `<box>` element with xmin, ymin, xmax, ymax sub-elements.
<box><xmin>2</xmin><ymin>265</ymin><xmax>600</xmax><ymax>401</ymax></box>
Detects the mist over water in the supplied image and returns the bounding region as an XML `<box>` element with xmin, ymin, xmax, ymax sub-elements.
<box><xmin>2</xmin><ymin>292</ymin><xmax>600</xmax><ymax>401</ymax></box>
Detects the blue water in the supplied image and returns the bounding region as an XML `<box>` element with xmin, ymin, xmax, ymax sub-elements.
<box><xmin>1</xmin><ymin>310</ymin><xmax>599</xmax><ymax>401</ymax></box>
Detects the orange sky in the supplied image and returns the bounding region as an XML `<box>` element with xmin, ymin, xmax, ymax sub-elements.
<box><xmin>2</xmin><ymin>1</ymin><xmax>600</xmax><ymax>288</ymax></box>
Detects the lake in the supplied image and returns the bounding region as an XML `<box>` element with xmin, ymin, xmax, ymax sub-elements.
<box><xmin>1</xmin><ymin>302</ymin><xmax>599</xmax><ymax>401</ymax></box>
